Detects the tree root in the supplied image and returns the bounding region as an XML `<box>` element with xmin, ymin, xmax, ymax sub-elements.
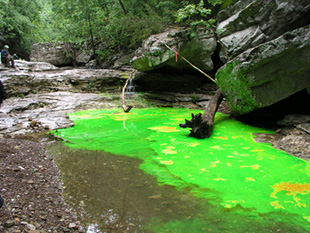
<box><xmin>180</xmin><ymin>89</ymin><xmax>223</xmax><ymax>138</ymax></box>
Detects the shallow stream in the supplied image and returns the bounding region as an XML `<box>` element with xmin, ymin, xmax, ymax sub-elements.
<box><xmin>48</xmin><ymin>108</ymin><xmax>310</xmax><ymax>232</ymax></box>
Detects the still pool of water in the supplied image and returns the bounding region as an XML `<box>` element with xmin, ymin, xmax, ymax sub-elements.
<box><xmin>49</xmin><ymin>108</ymin><xmax>310</xmax><ymax>232</ymax></box>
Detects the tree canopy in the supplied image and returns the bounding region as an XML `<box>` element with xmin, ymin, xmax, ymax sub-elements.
<box><xmin>0</xmin><ymin>0</ymin><xmax>223</xmax><ymax>59</ymax></box>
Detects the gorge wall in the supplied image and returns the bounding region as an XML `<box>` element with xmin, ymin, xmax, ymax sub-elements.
<box><xmin>131</xmin><ymin>0</ymin><xmax>310</xmax><ymax>116</ymax></box>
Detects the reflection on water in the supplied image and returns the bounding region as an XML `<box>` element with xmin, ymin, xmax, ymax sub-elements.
<box><xmin>49</xmin><ymin>108</ymin><xmax>310</xmax><ymax>232</ymax></box>
<box><xmin>48</xmin><ymin>142</ymin><xmax>307</xmax><ymax>233</ymax></box>
<box><xmin>48</xmin><ymin>142</ymin><xmax>217</xmax><ymax>232</ymax></box>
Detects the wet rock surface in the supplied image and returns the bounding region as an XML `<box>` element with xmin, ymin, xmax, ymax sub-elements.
<box><xmin>0</xmin><ymin>92</ymin><xmax>123</xmax><ymax>135</ymax></box>
<box><xmin>1</xmin><ymin>61</ymin><xmax>128</xmax><ymax>98</ymax></box>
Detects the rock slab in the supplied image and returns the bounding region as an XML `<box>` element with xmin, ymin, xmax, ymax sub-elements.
<box><xmin>131</xmin><ymin>28</ymin><xmax>217</xmax><ymax>72</ymax></box>
<box><xmin>216</xmin><ymin>26</ymin><xmax>310</xmax><ymax>115</ymax></box>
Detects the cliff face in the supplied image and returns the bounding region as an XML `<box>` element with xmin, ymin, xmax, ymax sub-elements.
<box><xmin>215</xmin><ymin>0</ymin><xmax>310</xmax><ymax>115</ymax></box>
<box><xmin>130</xmin><ymin>0</ymin><xmax>310</xmax><ymax>115</ymax></box>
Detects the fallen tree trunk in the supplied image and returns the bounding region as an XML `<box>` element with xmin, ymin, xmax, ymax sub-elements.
<box><xmin>180</xmin><ymin>89</ymin><xmax>223</xmax><ymax>138</ymax></box>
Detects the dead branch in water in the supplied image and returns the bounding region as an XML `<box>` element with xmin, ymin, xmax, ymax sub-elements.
<box><xmin>122</xmin><ymin>71</ymin><xmax>135</xmax><ymax>113</ymax></box>
<box><xmin>160</xmin><ymin>43</ymin><xmax>224</xmax><ymax>138</ymax></box>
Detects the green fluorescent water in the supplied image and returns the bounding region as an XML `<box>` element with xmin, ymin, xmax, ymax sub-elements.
<box><xmin>54</xmin><ymin>108</ymin><xmax>310</xmax><ymax>231</ymax></box>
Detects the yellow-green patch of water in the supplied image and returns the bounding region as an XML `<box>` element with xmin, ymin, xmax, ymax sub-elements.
<box><xmin>53</xmin><ymin>108</ymin><xmax>310</xmax><ymax>232</ymax></box>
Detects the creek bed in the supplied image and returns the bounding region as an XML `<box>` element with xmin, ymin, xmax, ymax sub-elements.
<box><xmin>47</xmin><ymin>108</ymin><xmax>310</xmax><ymax>232</ymax></box>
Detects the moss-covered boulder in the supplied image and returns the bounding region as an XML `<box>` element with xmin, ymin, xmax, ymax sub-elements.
<box><xmin>216</xmin><ymin>26</ymin><xmax>310</xmax><ymax>115</ymax></box>
<box><xmin>131</xmin><ymin>28</ymin><xmax>216</xmax><ymax>72</ymax></box>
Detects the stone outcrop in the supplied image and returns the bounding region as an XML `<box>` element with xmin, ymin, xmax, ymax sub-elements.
<box><xmin>131</xmin><ymin>27</ymin><xmax>217</xmax><ymax>72</ymax></box>
<box><xmin>216</xmin><ymin>0</ymin><xmax>310</xmax><ymax>62</ymax></box>
<box><xmin>130</xmin><ymin>0</ymin><xmax>310</xmax><ymax>116</ymax></box>
<box><xmin>30</xmin><ymin>42</ymin><xmax>72</xmax><ymax>66</ymax></box>
<box><xmin>1</xmin><ymin>59</ymin><xmax>130</xmax><ymax>135</ymax></box>
<box><xmin>14</xmin><ymin>60</ymin><xmax>58</xmax><ymax>71</ymax></box>
<box><xmin>216</xmin><ymin>26</ymin><xmax>310</xmax><ymax>115</ymax></box>
<box><xmin>1</xmin><ymin>61</ymin><xmax>128</xmax><ymax>97</ymax></box>
<box><xmin>215</xmin><ymin>0</ymin><xmax>310</xmax><ymax>115</ymax></box>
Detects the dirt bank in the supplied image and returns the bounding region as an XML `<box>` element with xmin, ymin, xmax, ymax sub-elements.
<box><xmin>0</xmin><ymin>135</ymin><xmax>84</xmax><ymax>232</ymax></box>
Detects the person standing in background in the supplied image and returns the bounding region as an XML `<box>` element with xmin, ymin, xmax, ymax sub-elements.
<box><xmin>1</xmin><ymin>45</ymin><xmax>15</xmax><ymax>68</ymax></box>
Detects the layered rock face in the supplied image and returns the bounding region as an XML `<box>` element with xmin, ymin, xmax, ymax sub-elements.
<box><xmin>1</xmin><ymin>61</ymin><xmax>126</xmax><ymax>97</ymax></box>
<box><xmin>131</xmin><ymin>0</ymin><xmax>310</xmax><ymax>115</ymax></box>
<box><xmin>131</xmin><ymin>28</ymin><xmax>217</xmax><ymax>72</ymax></box>
<box><xmin>216</xmin><ymin>0</ymin><xmax>310</xmax><ymax>115</ymax></box>
<box><xmin>217</xmin><ymin>0</ymin><xmax>310</xmax><ymax>62</ymax></box>
<box><xmin>0</xmin><ymin>60</ymin><xmax>132</xmax><ymax>135</ymax></box>
<box><xmin>31</xmin><ymin>42</ymin><xmax>72</xmax><ymax>66</ymax></box>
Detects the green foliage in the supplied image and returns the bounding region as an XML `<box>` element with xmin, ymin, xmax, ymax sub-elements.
<box><xmin>176</xmin><ymin>1</ymin><xmax>211</xmax><ymax>23</ymax></box>
<box><xmin>0</xmin><ymin>0</ymin><xmax>199</xmax><ymax>60</ymax></box>
<box><xmin>175</xmin><ymin>0</ymin><xmax>220</xmax><ymax>28</ymax></box>
<box><xmin>107</xmin><ymin>11</ymin><xmax>167</xmax><ymax>50</ymax></box>
<box><xmin>191</xmin><ymin>95</ymin><xmax>198</xmax><ymax>103</ymax></box>
<box><xmin>0</xmin><ymin>0</ymin><xmax>43</xmax><ymax>55</ymax></box>
<box><xmin>207</xmin><ymin>0</ymin><xmax>224</xmax><ymax>6</ymax></box>
<box><xmin>219</xmin><ymin>0</ymin><xmax>238</xmax><ymax>9</ymax></box>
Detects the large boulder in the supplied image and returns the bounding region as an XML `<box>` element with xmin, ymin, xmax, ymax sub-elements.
<box><xmin>30</xmin><ymin>42</ymin><xmax>72</xmax><ymax>66</ymax></box>
<box><xmin>216</xmin><ymin>26</ymin><xmax>310</xmax><ymax>115</ymax></box>
<box><xmin>216</xmin><ymin>0</ymin><xmax>310</xmax><ymax>62</ymax></box>
<box><xmin>131</xmin><ymin>27</ymin><xmax>217</xmax><ymax>72</ymax></box>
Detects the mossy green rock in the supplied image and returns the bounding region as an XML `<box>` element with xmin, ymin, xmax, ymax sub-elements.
<box><xmin>131</xmin><ymin>28</ymin><xmax>216</xmax><ymax>72</ymax></box>
<box><xmin>216</xmin><ymin>26</ymin><xmax>310</xmax><ymax>115</ymax></box>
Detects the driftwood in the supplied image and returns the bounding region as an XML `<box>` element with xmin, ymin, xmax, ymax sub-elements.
<box><xmin>122</xmin><ymin>71</ymin><xmax>135</xmax><ymax>113</ymax></box>
<box><xmin>180</xmin><ymin>89</ymin><xmax>223</xmax><ymax>138</ymax></box>
<box><xmin>48</xmin><ymin>133</ymin><xmax>74</xmax><ymax>144</ymax></box>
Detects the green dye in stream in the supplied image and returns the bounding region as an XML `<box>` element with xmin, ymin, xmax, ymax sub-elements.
<box><xmin>53</xmin><ymin>108</ymin><xmax>310</xmax><ymax>232</ymax></box>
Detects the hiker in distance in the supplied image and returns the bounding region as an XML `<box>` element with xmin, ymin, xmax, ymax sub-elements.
<box><xmin>1</xmin><ymin>45</ymin><xmax>16</xmax><ymax>68</ymax></box>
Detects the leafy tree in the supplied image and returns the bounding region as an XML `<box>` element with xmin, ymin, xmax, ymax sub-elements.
<box><xmin>175</xmin><ymin>0</ymin><xmax>223</xmax><ymax>28</ymax></box>
<box><xmin>49</xmin><ymin>0</ymin><xmax>182</xmax><ymax>61</ymax></box>
<box><xmin>0</xmin><ymin>0</ymin><xmax>43</xmax><ymax>57</ymax></box>
<box><xmin>51</xmin><ymin>0</ymin><xmax>105</xmax><ymax>58</ymax></box>
<box><xmin>2</xmin><ymin>0</ymin><xmax>216</xmax><ymax>60</ymax></box>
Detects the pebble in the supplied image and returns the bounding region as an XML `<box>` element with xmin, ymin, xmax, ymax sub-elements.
<box><xmin>26</xmin><ymin>223</ymin><xmax>36</xmax><ymax>230</ymax></box>
<box><xmin>69</xmin><ymin>222</ymin><xmax>77</xmax><ymax>228</ymax></box>
<box><xmin>4</xmin><ymin>220</ymin><xmax>14</xmax><ymax>227</ymax></box>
